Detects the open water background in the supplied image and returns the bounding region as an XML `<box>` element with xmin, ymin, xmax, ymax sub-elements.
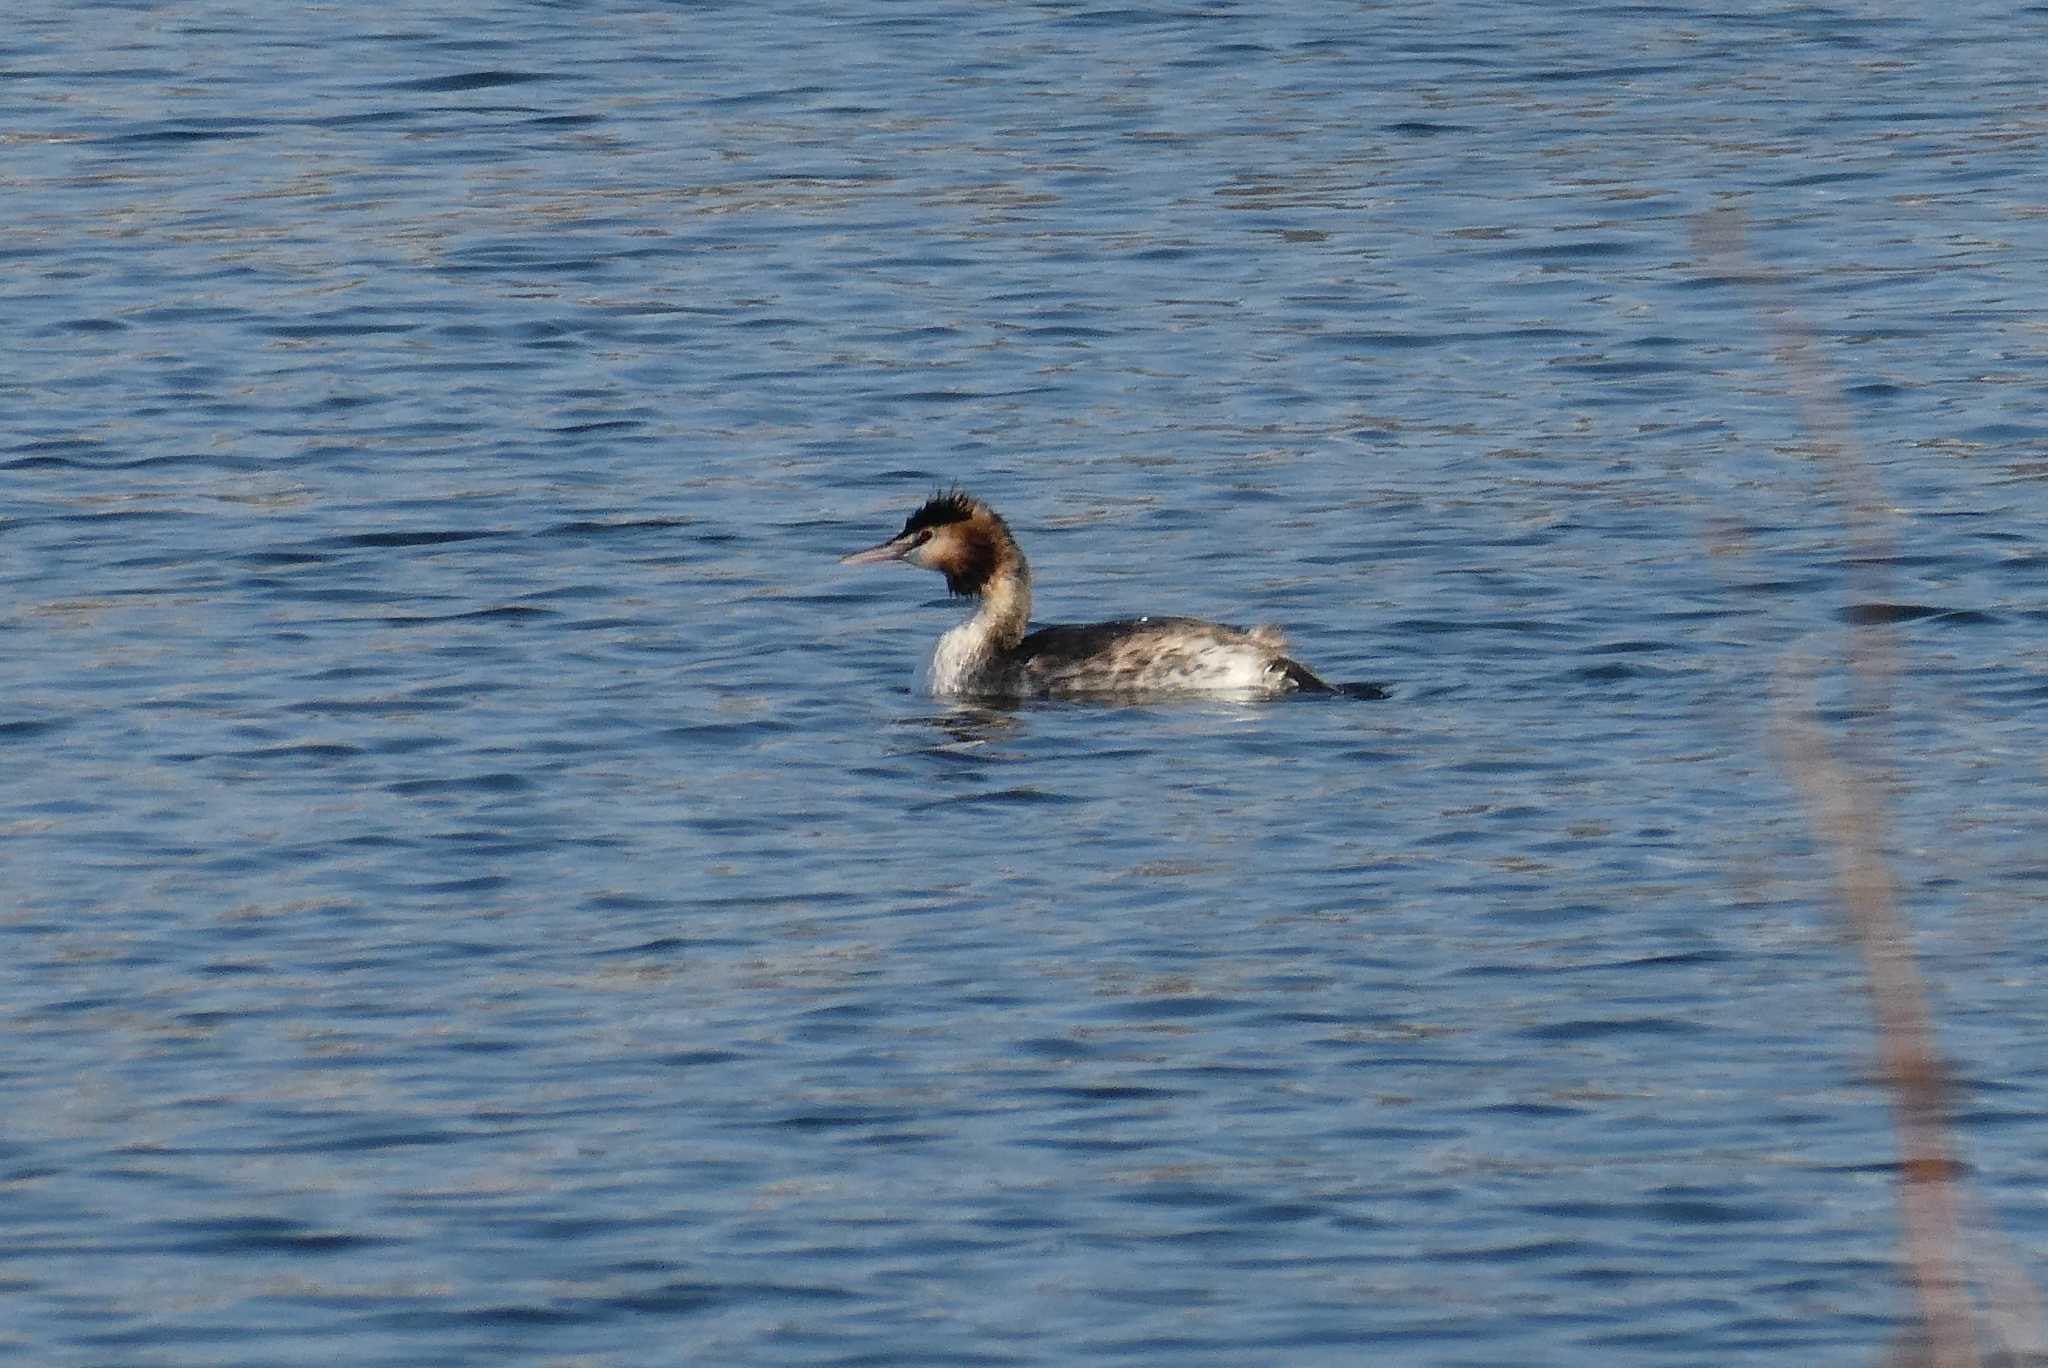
<box><xmin>7</xmin><ymin>2</ymin><xmax>2048</xmax><ymax>1364</ymax></box>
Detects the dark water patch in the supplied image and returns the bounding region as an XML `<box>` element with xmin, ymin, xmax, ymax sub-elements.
<box><xmin>1671</xmin><ymin>270</ymin><xmax>1777</xmax><ymax>292</ymax></box>
<box><xmin>775</xmin><ymin>1109</ymin><xmax>916</xmax><ymax>1132</ymax></box>
<box><xmin>1587</xmin><ymin>949</ymin><xmax>1733</xmax><ymax>971</ymax></box>
<box><xmin>32</xmin><ymin>995</ymin><xmax>125</xmax><ymax>1016</ymax></box>
<box><xmin>600</xmin><ymin>1282</ymin><xmax>726</xmax><ymax>1315</ymax></box>
<box><xmin>1443</xmin><ymin>757</ymin><xmax>1552</xmax><ymax>777</ymax></box>
<box><xmin>70</xmin><ymin>1326</ymin><xmax>267</xmax><ymax>1350</ymax></box>
<box><xmin>430</xmin><ymin>828</ymin><xmax>558</xmax><ymax>856</ymax></box>
<box><xmin>125</xmin><ymin>304</ymin><xmax>247</xmax><ymax>325</ymax></box>
<box><xmin>380</xmin><ymin>70</ymin><xmax>554</xmax><ymax>93</ymax></box>
<box><xmin>1521</xmin><ymin>1017</ymin><xmax>1702</xmax><ymax>1043</ymax></box>
<box><xmin>1770</xmin><ymin>168</ymin><xmax>1880</xmax><ymax>189</ymax></box>
<box><xmin>698</xmin><ymin>84</ymin><xmax>830</xmax><ymax>110</ymax></box>
<box><xmin>261</xmin><ymin>317</ymin><xmax>423</xmax><ymax>339</ymax></box>
<box><xmin>580</xmin><ymin>892</ymin><xmax>666</xmax><ymax>913</ymax></box>
<box><xmin>657</xmin><ymin>1049</ymin><xmax>746</xmax><ymax>1068</ymax></box>
<box><xmin>50</xmin><ymin>509</ymin><xmax>185</xmax><ymax>525</ymax></box>
<box><xmin>1053</xmin><ymin>7</ymin><xmax>1194</xmax><ymax>29</ymax></box>
<box><xmin>796</xmin><ymin>1001</ymin><xmax>881</xmax><ymax>1029</ymax></box>
<box><xmin>1041</xmin><ymin>1083</ymin><xmax>1189</xmax><ymax>1104</ymax></box>
<box><xmin>1563</xmin><ymin>660</ymin><xmax>1673</xmax><ymax>684</ymax></box>
<box><xmin>1311</xmin><ymin>328</ymin><xmax>1466</xmax><ymax>351</ymax></box>
<box><xmin>277</xmin><ymin>592</ymin><xmax>439</xmax><ymax>616</ymax></box>
<box><xmin>871</xmin><ymin>252</ymin><xmax>985</xmax><ymax>271</ymax></box>
<box><xmin>438</xmin><ymin>254</ymin><xmax>610</xmax><ymax>278</ymax></box>
<box><xmin>227</xmin><ymin>743</ymin><xmax>364</xmax><ymax>763</ymax></box>
<box><xmin>284</xmin><ymin>696</ymin><xmax>466</xmax><ymax>716</ymax></box>
<box><xmin>442</xmin><ymin>1038</ymin><xmax>523</xmax><ymax>1055</ymax></box>
<box><xmin>1843</xmin><ymin>551</ymin><xmax>1955</xmax><ymax>568</ymax></box>
<box><xmin>1429</xmin><ymin>1235</ymin><xmax>1607</xmax><ymax>1264</ymax></box>
<box><xmin>1384</xmin><ymin>616</ymin><xmax>1569</xmax><ymax>637</ymax></box>
<box><xmin>511</xmin><ymin>583</ymin><xmax>622</xmax><ymax>605</ymax></box>
<box><xmin>304</xmin><ymin>109</ymin><xmax>420</xmax><ymax>129</ymax></box>
<box><xmin>1</xmin><ymin>455</ymin><xmax>87</xmax><ymax>470</ymax></box>
<box><xmin>236</xmin><ymin>549</ymin><xmax>331</xmax><ymax>567</ymax></box>
<box><xmin>1015</xmin><ymin>1035</ymin><xmax>1098</xmax><ymax>1061</ymax></box>
<box><xmin>677</xmin><ymin>815</ymin><xmax>775</xmax><ymax>837</ymax></box>
<box><xmin>1126</xmin><ymin>245</ymin><xmax>1203</xmax><ymax>262</ymax></box>
<box><xmin>546</xmin><ymin>418</ymin><xmax>643</xmax><ymax>435</ymax></box>
<box><xmin>467</xmin><ymin>1303</ymin><xmax>606</xmax><ymax>1328</ymax></box>
<box><xmin>105</xmin><ymin>549</ymin><xmax>214</xmax><ymax>572</ymax></box>
<box><xmin>1230</xmin><ymin>1201</ymin><xmax>1328</xmax><ymax>1226</ymax></box>
<box><xmin>1961</xmin><ymin>422</ymin><xmax>2048</xmax><ymax>443</ymax></box>
<box><xmin>387</xmin><ymin>774</ymin><xmax>532</xmax><ymax>796</ymax></box>
<box><xmin>1840</xmin><ymin>602</ymin><xmax>1963</xmax><ymax>625</ymax></box>
<box><xmin>312</xmin><ymin>394</ymin><xmax>382</xmax><ymax>413</ymax></box>
<box><xmin>1017</xmin><ymin>324</ymin><xmax>1117</xmax><ymax>340</ymax></box>
<box><xmin>375</xmin><ymin>605</ymin><xmax>554</xmax><ymax>627</ymax></box>
<box><xmin>1638</xmin><ymin>1196</ymin><xmax>1786</xmax><ymax>1226</ymax></box>
<box><xmin>563</xmin><ymin>615</ymin><xmax>647</xmax><ymax>631</ymax></box>
<box><xmin>1098</xmin><ymin>994</ymin><xmax>1252</xmax><ymax>1022</ymax></box>
<box><xmin>155</xmin><ymin>1216</ymin><xmax>385</xmax><ymax>1256</ymax></box>
<box><xmin>1551</xmin><ymin>355</ymin><xmax>1686</xmax><ymax>378</ymax></box>
<box><xmin>1945</xmin><ymin>1098</ymin><xmax>2042</xmax><ymax>1129</ymax></box>
<box><xmin>326</xmin><ymin>529</ymin><xmax>504</xmax><ymax>549</ymax></box>
<box><xmin>1474</xmin><ymin>1100</ymin><xmax>1587</xmax><ymax>1119</ymax></box>
<box><xmin>727</xmin><ymin>315</ymin><xmax>810</xmax><ymax>333</ymax></box>
<box><xmin>1483</xmin><ymin>899</ymin><xmax>1608</xmax><ymax>927</ymax></box>
<box><xmin>1487</xmin><ymin>238</ymin><xmax>1647</xmax><ymax>262</ymax></box>
<box><xmin>0</xmin><ymin>718</ymin><xmax>68</xmax><ymax>742</ymax></box>
<box><xmin>539</xmin><ymin>517</ymin><xmax>688</xmax><ymax>537</ymax></box>
<box><xmin>96</xmin><ymin>125</ymin><xmax>261</xmax><ymax>146</ymax></box>
<box><xmin>47</xmin><ymin>316</ymin><xmax>129</xmax><ymax>334</ymax></box>
<box><xmin>879</xmin><ymin>385</ymin><xmax>1056</xmax><ymax>405</ymax></box>
<box><xmin>608</xmin><ymin>1280</ymin><xmax>858</xmax><ymax>1315</ymax></box>
<box><xmin>1493</xmin><ymin>325</ymin><xmax>1597</xmax><ymax>341</ymax></box>
<box><xmin>1017</xmin><ymin>1134</ymin><xmax>1156</xmax><ymax>1154</ymax></box>
<box><xmin>912</xmin><ymin>786</ymin><xmax>1080</xmax><ymax>811</ymax></box>
<box><xmin>1118</xmin><ymin>1182</ymin><xmax>1239</xmax><ymax>1211</ymax></box>
<box><xmin>1811</xmin><ymin>1156</ymin><xmax>1970</xmax><ymax>1180</ymax></box>
<box><xmin>1728</xmin><ymin>576</ymin><xmax>1831</xmax><ymax>596</ymax></box>
<box><xmin>1526</xmin><ymin>60</ymin><xmax>1685</xmax><ymax>83</ymax></box>
<box><xmin>591</xmin><ymin>935</ymin><xmax>718</xmax><ymax>956</ymax></box>
<box><xmin>660</xmin><ymin>719</ymin><xmax>798</xmax><ymax>747</ymax></box>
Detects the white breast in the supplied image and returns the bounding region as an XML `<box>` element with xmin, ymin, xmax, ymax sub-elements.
<box><xmin>924</xmin><ymin>622</ymin><xmax>994</xmax><ymax>696</ymax></box>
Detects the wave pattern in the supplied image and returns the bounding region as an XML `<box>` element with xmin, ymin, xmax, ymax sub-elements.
<box><xmin>4</xmin><ymin>3</ymin><xmax>2048</xmax><ymax>1365</ymax></box>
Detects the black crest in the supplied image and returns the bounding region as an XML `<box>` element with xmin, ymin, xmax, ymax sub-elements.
<box><xmin>902</xmin><ymin>489</ymin><xmax>978</xmax><ymax>537</ymax></box>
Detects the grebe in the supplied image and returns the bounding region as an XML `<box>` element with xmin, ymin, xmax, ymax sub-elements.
<box><xmin>842</xmin><ymin>490</ymin><xmax>1336</xmax><ymax>700</ymax></box>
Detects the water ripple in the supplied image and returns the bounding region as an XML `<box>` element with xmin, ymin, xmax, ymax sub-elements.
<box><xmin>3</xmin><ymin>4</ymin><xmax>2045</xmax><ymax>1366</ymax></box>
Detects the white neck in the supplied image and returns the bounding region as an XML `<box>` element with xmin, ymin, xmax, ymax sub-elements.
<box><xmin>926</xmin><ymin>564</ymin><xmax>1030</xmax><ymax>696</ymax></box>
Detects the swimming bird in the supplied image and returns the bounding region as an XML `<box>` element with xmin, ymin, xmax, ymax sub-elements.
<box><xmin>841</xmin><ymin>490</ymin><xmax>1336</xmax><ymax>699</ymax></box>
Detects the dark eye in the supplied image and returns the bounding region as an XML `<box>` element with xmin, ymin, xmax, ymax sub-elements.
<box><xmin>911</xmin><ymin>529</ymin><xmax>933</xmax><ymax>546</ymax></box>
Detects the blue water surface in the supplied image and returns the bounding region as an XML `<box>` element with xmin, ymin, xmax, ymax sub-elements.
<box><xmin>6</xmin><ymin>2</ymin><xmax>2048</xmax><ymax>1364</ymax></box>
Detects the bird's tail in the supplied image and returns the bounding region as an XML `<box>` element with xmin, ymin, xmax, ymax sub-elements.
<box><xmin>1277</xmin><ymin>657</ymin><xmax>1334</xmax><ymax>692</ymax></box>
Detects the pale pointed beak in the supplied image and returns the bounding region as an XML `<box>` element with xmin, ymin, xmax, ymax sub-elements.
<box><xmin>840</xmin><ymin>535</ymin><xmax>914</xmax><ymax>566</ymax></box>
